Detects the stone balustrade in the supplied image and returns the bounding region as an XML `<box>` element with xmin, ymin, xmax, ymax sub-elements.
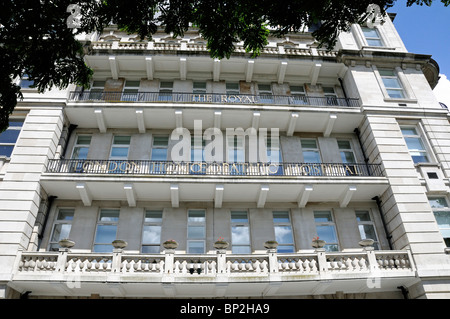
<box><xmin>14</xmin><ymin>248</ymin><xmax>416</xmax><ymax>281</ymax></box>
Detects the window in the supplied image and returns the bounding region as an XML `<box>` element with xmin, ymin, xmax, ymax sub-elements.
<box><xmin>379</xmin><ymin>69</ymin><xmax>405</xmax><ymax>99</ymax></box>
<box><xmin>273</xmin><ymin>211</ymin><xmax>295</xmax><ymax>253</ymax></box>
<box><xmin>0</xmin><ymin>119</ymin><xmax>23</xmax><ymax>157</ymax></box>
<box><xmin>231</xmin><ymin>211</ymin><xmax>251</xmax><ymax>253</ymax></box>
<box><xmin>19</xmin><ymin>74</ymin><xmax>35</xmax><ymax>89</ymax></box>
<box><xmin>266</xmin><ymin>136</ymin><xmax>283</xmax><ymax>175</ymax></box>
<box><xmin>227</xmin><ymin>135</ymin><xmax>245</xmax><ymax>175</ymax></box>
<box><xmin>314</xmin><ymin>211</ymin><xmax>339</xmax><ymax>251</ymax></box>
<box><xmin>89</xmin><ymin>80</ymin><xmax>105</xmax><ymax>100</ymax></box>
<box><xmin>110</xmin><ymin>136</ymin><xmax>131</xmax><ymax>160</ymax></box>
<box><xmin>361</xmin><ymin>27</ymin><xmax>383</xmax><ymax>47</ymax></box>
<box><xmin>122</xmin><ymin>80</ymin><xmax>140</xmax><ymax>101</ymax></box>
<box><xmin>159</xmin><ymin>81</ymin><xmax>173</xmax><ymax>101</ymax></box>
<box><xmin>151</xmin><ymin>135</ymin><xmax>169</xmax><ymax>173</ymax></box>
<box><xmin>187</xmin><ymin>210</ymin><xmax>206</xmax><ymax>253</ymax></box>
<box><xmin>290</xmin><ymin>85</ymin><xmax>307</xmax><ymax>105</ymax></box>
<box><xmin>49</xmin><ymin>209</ymin><xmax>74</xmax><ymax>251</ymax></box>
<box><xmin>400</xmin><ymin>127</ymin><xmax>430</xmax><ymax>163</ymax></box>
<box><xmin>258</xmin><ymin>84</ymin><xmax>273</xmax><ymax>103</ymax></box>
<box><xmin>428</xmin><ymin>197</ymin><xmax>450</xmax><ymax>247</ymax></box>
<box><xmin>301</xmin><ymin>139</ymin><xmax>321</xmax><ymax>163</ymax></box>
<box><xmin>191</xmin><ymin>136</ymin><xmax>205</xmax><ymax>174</ymax></box>
<box><xmin>323</xmin><ymin>87</ymin><xmax>338</xmax><ymax>105</ymax></box>
<box><xmin>93</xmin><ymin>209</ymin><xmax>119</xmax><ymax>252</ymax></box>
<box><xmin>141</xmin><ymin>210</ymin><xmax>163</xmax><ymax>253</ymax></box>
<box><xmin>226</xmin><ymin>82</ymin><xmax>240</xmax><ymax>95</ymax></box>
<box><xmin>356</xmin><ymin>211</ymin><xmax>379</xmax><ymax>249</ymax></box>
<box><xmin>192</xmin><ymin>82</ymin><xmax>207</xmax><ymax>102</ymax></box>
<box><xmin>337</xmin><ymin>140</ymin><xmax>356</xmax><ymax>164</ymax></box>
<box><xmin>70</xmin><ymin>135</ymin><xmax>91</xmax><ymax>172</ymax></box>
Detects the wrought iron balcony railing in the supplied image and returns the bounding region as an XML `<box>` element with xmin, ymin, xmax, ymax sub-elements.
<box><xmin>46</xmin><ymin>159</ymin><xmax>384</xmax><ymax>177</ymax></box>
<box><xmin>68</xmin><ymin>91</ymin><xmax>360</xmax><ymax>107</ymax></box>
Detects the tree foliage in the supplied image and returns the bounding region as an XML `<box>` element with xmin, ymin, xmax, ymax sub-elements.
<box><xmin>0</xmin><ymin>0</ymin><xmax>448</xmax><ymax>132</ymax></box>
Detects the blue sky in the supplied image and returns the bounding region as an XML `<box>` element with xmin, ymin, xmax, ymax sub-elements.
<box><xmin>390</xmin><ymin>1</ymin><xmax>450</xmax><ymax>76</ymax></box>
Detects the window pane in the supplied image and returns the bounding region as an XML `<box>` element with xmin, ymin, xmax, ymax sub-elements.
<box><xmin>0</xmin><ymin>130</ymin><xmax>20</xmax><ymax>144</ymax></box>
<box><xmin>386</xmin><ymin>89</ymin><xmax>405</xmax><ymax>99</ymax></box>
<box><xmin>379</xmin><ymin>70</ymin><xmax>395</xmax><ymax>77</ymax></box>
<box><xmin>359</xmin><ymin>224</ymin><xmax>377</xmax><ymax>240</ymax></box>
<box><xmin>125</xmin><ymin>80</ymin><xmax>140</xmax><ymax>87</ymax></box>
<box><xmin>142</xmin><ymin>225</ymin><xmax>161</xmax><ymax>244</ymax></box>
<box><xmin>232</xmin><ymin>225</ymin><xmax>250</xmax><ymax>245</ymax></box>
<box><xmin>0</xmin><ymin>145</ymin><xmax>14</xmax><ymax>157</ymax></box>
<box><xmin>153</xmin><ymin>136</ymin><xmax>169</xmax><ymax>147</ymax></box>
<box><xmin>301</xmin><ymin>140</ymin><xmax>317</xmax><ymax>149</ymax></box>
<box><xmin>429</xmin><ymin>198</ymin><xmax>448</xmax><ymax>209</ymax></box>
<box><xmin>274</xmin><ymin>226</ymin><xmax>294</xmax><ymax>244</ymax></box>
<box><xmin>188</xmin><ymin>226</ymin><xmax>205</xmax><ymax>238</ymax></box>
<box><xmin>72</xmin><ymin>147</ymin><xmax>89</xmax><ymax>159</ymax></box>
<box><xmin>151</xmin><ymin>148</ymin><xmax>167</xmax><ymax>161</ymax></box>
<box><xmin>401</xmin><ymin>128</ymin><xmax>417</xmax><ymax>136</ymax></box>
<box><xmin>231</xmin><ymin>211</ymin><xmax>248</xmax><ymax>223</ymax></box>
<box><xmin>113</xmin><ymin>136</ymin><xmax>131</xmax><ymax>145</ymax></box>
<box><xmin>277</xmin><ymin>245</ymin><xmax>295</xmax><ymax>253</ymax></box>
<box><xmin>57</xmin><ymin>209</ymin><xmax>74</xmax><ymax>220</ymax></box>
<box><xmin>303</xmin><ymin>151</ymin><xmax>321</xmax><ymax>163</ymax></box>
<box><xmin>434</xmin><ymin>211</ymin><xmax>450</xmax><ymax>228</ymax></box>
<box><xmin>142</xmin><ymin>245</ymin><xmax>160</xmax><ymax>253</ymax></box>
<box><xmin>340</xmin><ymin>151</ymin><xmax>356</xmax><ymax>163</ymax></box>
<box><xmin>362</xmin><ymin>28</ymin><xmax>379</xmax><ymax>38</ymax></box>
<box><xmin>314</xmin><ymin>211</ymin><xmax>332</xmax><ymax>222</ymax></box>
<box><xmin>273</xmin><ymin>211</ymin><xmax>290</xmax><ymax>223</ymax></box>
<box><xmin>93</xmin><ymin>244</ymin><xmax>114</xmax><ymax>253</ymax></box>
<box><xmin>51</xmin><ymin>224</ymin><xmax>72</xmax><ymax>242</ymax></box>
<box><xmin>404</xmin><ymin>138</ymin><xmax>425</xmax><ymax>151</ymax></box>
<box><xmin>356</xmin><ymin>211</ymin><xmax>371</xmax><ymax>222</ymax></box>
<box><xmin>188</xmin><ymin>241</ymin><xmax>205</xmax><ymax>253</ymax></box>
<box><xmin>99</xmin><ymin>210</ymin><xmax>119</xmax><ymax>221</ymax></box>
<box><xmin>145</xmin><ymin>211</ymin><xmax>163</xmax><ymax>223</ymax></box>
<box><xmin>382</xmin><ymin>78</ymin><xmax>402</xmax><ymax>89</ymax></box>
<box><xmin>188</xmin><ymin>210</ymin><xmax>205</xmax><ymax>222</ymax></box>
<box><xmin>232</xmin><ymin>246</ymin><xmax>251</xmax><ymax>254</ymax></box>
<box><xmin>160</xmin><ymin>82</ymin><xmax>173</xmax><ymax>89</ymax></box>
<box><xmin>316</xmin><ymin>225</ymin><xmax>338</xmax><ymax>243</ymax></box>
<box><xmin>337</xmin><ymin>140</ymin><xmax>351</xmax><ymax>149</ymax></box>
<box><xmin>94</xmin><ymin>225</ymin><xmax>117</xmax><ymax>243</ymax></box>
<box><xmin>367</xmin><ymin>39</ymin><xmax>383</xmax><ymax>46</ymax></box>
<box><xmin>111</xmin><ymin>147</ymin><xmax>129</xmax><ymax>158</ymax></box>
<box><xmin>76</xmin><ymin>136</ymin><xmax>92</xmax><ymax>145</ymax></box>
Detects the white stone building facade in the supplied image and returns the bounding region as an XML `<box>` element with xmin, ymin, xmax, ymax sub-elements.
<box><xmin>0</xmin><ymin>13</ymin><xmax>449</xmax><ymax>299</ymax></box>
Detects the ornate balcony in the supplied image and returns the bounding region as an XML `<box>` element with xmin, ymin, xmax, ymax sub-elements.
<box><xmin>10</xmin><ymin>248</ymin><xmax>418</xmax><ymax>297</ymax></box>
<box><xmin>68</xmin><ymin>91</ymin><xmax>360</xmax><ymax>108</ymax></box>
<box><xmin>46</xmin><ymin>160</ymin><xmax>383</xmax><ymax>177</ymax></box>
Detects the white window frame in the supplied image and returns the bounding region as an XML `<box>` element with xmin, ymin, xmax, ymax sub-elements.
<box><xmin>0</xmin><ymin>119</ymin><xmax>23</xmax><ymax>158</ymax></box>
<box><xmin>361</xmin><ymin>26</ymin><xmax>384</xmax><ymax>47</ymax></box>
<box><xmin>122</xmin><ymin>80</ymin><xmax>140</xmax><ymax>101</ymax></box>
<box><xmin>428</xmin><ymin>197</ymin><xmax>450</xmax><ymax>247</ymax></box>
<box><xmin>231</xmin><ymin>211</ymin><xmax>251</xmax><ymax>254</ymax></box>
<box><xmin>400</xmin><ymin>125</ymin><xmax>432</xmax><ymax>164</ymax></box>
<box><xmin>258</xmin><ymin>84</ymin><xmax>273</xmax><ymax>103</ymax></box>
<box><xmin>141</xmin><ymin>210</ymin><xmax>163</xmax><ymax>253</ymax></box>
<box><xmin>290</xmin><ymin>85</ymin><xmax>307</xmax><ymax>105</ymax></box>
<box><xmin>272</xmin><ymin>211</ymin><xmax>295</xmax><ymax>253</ymax></box>
<box><xmin>314</xmin><ymin>210</ymin><xmax>339</xmax><ymax>252</ymax></box>
<box><xmin>355</xmin><ymin>210</ymin><xmax>380</xmax><ymax>249</ymax></box>
<box><xmin>159</xmin><ymin>81</ymin><xmax>173</xmax><ymax>101</ymax></box>
<box><xmin>301</xmin><ymin>139</ymin><xmax>321</xmax><ymax>163</ymax></box>
<box><xmin>48</xmin><ymin>208</ymin><xmax>75</xmax><ymax>251</ymax></box>
<box><xmin>226</xmin><ymin>82</ymin><xmax>240</xmax><ymax>95</ymax></box>
<box><xmin>93</xmin><ymin>208</ymin><xmax>120</xmax><ymax>253</ymax></box>
<box><xmin>187</xmin><ymin>209</ymin><xmax>206</xmax><ymax>254</ymax></box>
